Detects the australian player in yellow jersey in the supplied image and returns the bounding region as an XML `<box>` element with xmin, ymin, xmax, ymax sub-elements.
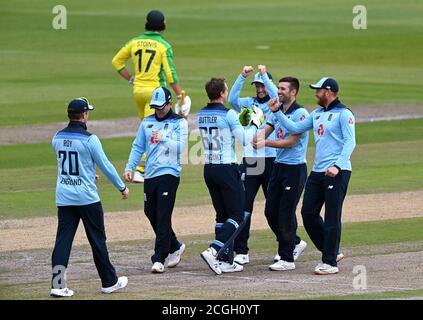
<box><xmin>112</xmin><ymin>10</ymin><xmax>191</xmax><ymax>183</ymax></box>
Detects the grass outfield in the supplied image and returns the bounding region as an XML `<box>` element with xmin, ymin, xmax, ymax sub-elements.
<box><xmin>1</xmin><ymin>0</ymin><xmax>423</xmax><ymax>126</ymax></box>
<box><xmin>0</xmin><ymin>119</ymin><xmax>422</xmax><ymax>219</ymax></box>
<box><xmin>1</xmin><ymin>217</ymin><xmax>422</xmax><ymax>299</ymax></box>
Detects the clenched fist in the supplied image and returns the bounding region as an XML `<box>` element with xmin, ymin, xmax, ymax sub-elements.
<box><xmin>241</xmin><ymin>66</ymin><xmax>254</xmax><ymax>77</ymax></box>
<box><xmin>268</xmin><ymin>98</ymin><xmax>280</xmax><ymax>112</ymax></box>
<box><xmin>258</xmin><ymin>64</ymin><xmax>267</xmax><ymax>75</ymax></box>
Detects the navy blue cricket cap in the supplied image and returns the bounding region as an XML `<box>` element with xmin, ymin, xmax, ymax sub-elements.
<box><xmin>150</xmin><ymin>87</ymin><xmax>172</xmax><ymax>109</ymax></box>
<box><xmin>251</xmin><ymin>72</ymin><xmax>273</xmax><ymax>85</ymax></box>
<box><xmin>67</xmin><ymin>97</ymin><xmax>94</xmax><ymax>114</ymax></box>
<box><xmin>309</xmin><ymin>77</ymin><xmax>339</xmax><ymax>93</ymax></box>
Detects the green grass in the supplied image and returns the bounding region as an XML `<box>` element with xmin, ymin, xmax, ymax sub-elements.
<box><xmin>1</xmin><ymin>118</ymin><xmax>422</xmax><ymax>219</ymax></box>
<box><xmin>1</xmin><ymin>1</ymin><xmax>423</xmax><ymax>219</ymax></box>
<box><xmin>354</xmin><ymin>118</ymin><xmax>423</xmax><ymax>144</ymax></box>
<box><xmin>1</xmin><ymin>0</ymin><xmax>423</xmax><ymax>126</ymax></box>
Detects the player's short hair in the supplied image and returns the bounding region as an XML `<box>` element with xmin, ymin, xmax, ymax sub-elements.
<box><xmin>205</xmin><ymin>78</ymin><xmax>226</xmax><ymax>100</ymax></box>
<box><xmin>67</xmin><ymin>112</ymin><xmax>85</xmax><ymax>121</ymax></box>
<box><xmin>279</xmin><ymin>77</ymin><xmax>300</xmax><ymax>95</ymax></box>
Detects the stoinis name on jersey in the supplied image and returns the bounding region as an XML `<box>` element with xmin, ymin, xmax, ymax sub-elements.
<box><xmin>136</xmin><ymin>41</ymin><xmax>157</xmax><ymax>48</ymax></box>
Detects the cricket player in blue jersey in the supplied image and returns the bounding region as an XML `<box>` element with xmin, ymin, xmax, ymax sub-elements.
<box><xmin>198</xmin><ymin>77</ymin><xmax>265</xmax><ymax>275</ymax></box>
<box><xmin>269</xmin><ymin>77</ymin><xmax>356</xmax><ymax>275</ymax></box>
<box><xmin>51</xmin><ymin>98</ymin><xmax>129</xmax><ymax>297</ymax></box>
<box><xmin>228</xmin><ymin>66</ymin><xmax>304</xmax><ymax>265</ymax></box>
<box><xmin>252</xmin><ymin>77</ymin><xmax>309</xmax><ymax>271</ymax></box>
<box><xmin>124</xmin><ymin>87</ymin><xmax>188</xmax><ymax>274</ymax></box>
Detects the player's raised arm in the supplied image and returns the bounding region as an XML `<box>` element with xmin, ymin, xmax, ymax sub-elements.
<box><xmin>269</xmin><ymin>98</ymin><xmax>313</xmax><ymax>134</ymax></box>
<box><xmin>228</xmin><ymin>66</ymin><xmax>255</xmax><ymax>112</ymax></box>
<box><xmin>258</xmin><ymin>65</ymin><xmax>278</xmax><ymax>100</ymax></box>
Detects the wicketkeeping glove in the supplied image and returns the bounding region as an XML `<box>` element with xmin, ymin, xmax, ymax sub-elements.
<box><xmin>175</xmin><ymin>90</ymin><xmax>191</xmax><ymax>117</ymax></box>
<box><xmin>249</xmin><ymin>106</ymin><xmax>265</xmax><ymax>128</ymax></box>
<box><xmin>239</xmin><ymin>106</ymin><xmax>253</xmax><ymax>126</ymax></box>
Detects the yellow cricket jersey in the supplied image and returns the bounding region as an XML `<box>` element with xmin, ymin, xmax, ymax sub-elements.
<box><xmin>112</xmin><ymin>31</ymin><xmax>179</xmax><ymax>88</ymax></box>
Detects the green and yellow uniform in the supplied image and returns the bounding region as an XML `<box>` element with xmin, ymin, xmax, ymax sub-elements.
<box><xmin>112</xmin><ymin>31</ymin><xmax>179</xmax><ymax>119</ymax></box>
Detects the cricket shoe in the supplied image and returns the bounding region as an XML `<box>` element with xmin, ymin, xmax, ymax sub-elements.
<box><xmin>151</xmin><ymin>262</ymin><xmax>165</xmax><ymax>273</ymax></box>
<box><xmin>337</xmin><ymin>252</ymin><xmax>345</xmax><ymax>262</ymax></box>
<box><xmin>50</xmin><ymin>288</ymin><xmax>74</xmax><ymax>298</ymax></box>
<box><xmin>293</xmin><ymin>240</ymin><xmax>307</xmax><ymax>261</ymax></box>
<box><xmin>200</xmin><ymin>247</ymin><xmax>222</xmax><ymax>275</ymax></box>
<box><xmin>269</xmin><ymin>260</ymin><xmax>295</xmax><ymax>271</ymax></box>
<box><xmin>274</xmin><ymin>253</ymin><xmax>281</xmax><ymax>262</ymax></box>
<box><xmin>168</xmin><ymin>243</ymin><xmax>186</xmax><ymax>268</ymax></box>
<box><xmin>314</xmin><ymin>263</ymin><xmax>339</xmax><ymax>275</ymax></box>
<box><xmin>273</xmin><ymin>240</ymin><xmax>308</xmax><ymax>262</ymax></box>
<box><xmin>233</xmin><ymin>254</ymin><xmax>249</xmax><ymax>265</ymax></box>
<box><xmin>219</xmin><ymin>261</ymin><xmax>244</xmax><ymax>273</ymax></box>
<box><xmin>132</xmin><ymin>170</ymin><xmax>144</xmax><ymax>183</ymax></box>
<box><xmin>101</xmin><ymin>276</ymin><xmax>128</xmax><ymax>294</ymax></box>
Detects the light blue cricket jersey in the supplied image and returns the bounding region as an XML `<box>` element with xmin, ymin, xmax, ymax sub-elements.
<box><xmin>273</xmin><ymin>98</ymin><xmax>356</xmax><ymax>172</ymax></box>
<box><xmin>228</xmin><ymin>73</ymin><xmax>278</xmax><ymax>158</ymax></box>
<box><xmin>125</xmin><ymin>110</ymin><xmax>188</xmax><ymax>179</ymax></box>
<box><xmin>197</xmin><ymin>103</ymin><xmax>258</xmax><ymax>164</ymax></box>
<box><xmin>52</xmin><ymin>121</ymin><xmax>126</xmax><ymax>206</ymax></box>
<box><xmin>267</xmin><ymin>101</ymin><xmax>310</xmax><ymax>165</ymax></box>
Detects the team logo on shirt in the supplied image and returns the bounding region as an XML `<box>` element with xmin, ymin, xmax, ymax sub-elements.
<box><xmin>328</xmin><ymin>114</ymin><xmax>333</xmax><ymax>121</ymax></box>
<box><xmin>277</xmin><ymin>128</ymin><xmax>284</xmax><ymax>139</ymax></box>
<box><xmin>300</xmin><ymin>115</ymin><xmax>306</xmax><ymax>121</ymax></box>
<box><xmin>317</xmin><ymin>124</ymin><xmax>324</xmax><ymax>137</ymax></box>
<box><xmin>315</xmin><ymin>115</ymin><xmax>320</xmax><ymax>120</ymax></box>
<box><xmin>348</xmin><ymin>118</ymin><xmax>354</xmax><ymax>125</ymax></box>
<box><xmin>150</xmin><ymin>135</ymin><xmax>160</xmax><ymax>144</ymax></box>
